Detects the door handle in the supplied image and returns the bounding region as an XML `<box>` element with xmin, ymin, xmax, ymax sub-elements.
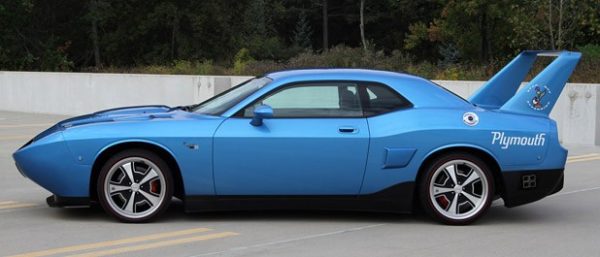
<box><xmin>338</xmin><ymin>127</ymin><xmax>357</xmax><ymax>133</ymax></box>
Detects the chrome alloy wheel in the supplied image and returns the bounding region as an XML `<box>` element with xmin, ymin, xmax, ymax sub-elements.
<box><xmin>103</xmin><ymin>157</ymin><xmax>167</xmax><ymax>219</ymax></box>
<box><xmin>429</xmin><ymin>159</ymin><xmax>489</xmax><ymax>221</ymax></box>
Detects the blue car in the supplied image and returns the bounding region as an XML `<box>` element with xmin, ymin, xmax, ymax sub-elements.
<box><xmin>13</xmin><ymin>51</ymin><xmax>580</xmax><ymax>224</ymax></box>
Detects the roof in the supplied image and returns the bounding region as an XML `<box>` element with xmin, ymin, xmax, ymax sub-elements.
<box><xmin>264</xmin><ymin>68</ymin><xmax>423</xmax><ymax>82</ymax></box>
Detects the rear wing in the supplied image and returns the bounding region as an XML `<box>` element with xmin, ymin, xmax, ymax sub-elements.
<box><xmin>469</xmin><ymin>51</ymin><xmax>581</xmax><ymax>116</ymax></box>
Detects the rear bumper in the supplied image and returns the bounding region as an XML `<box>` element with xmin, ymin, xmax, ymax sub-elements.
<box><xmin>502</xmin><ymin>169</ymin><xmax>564</xmax><ymax>207</ymax></box>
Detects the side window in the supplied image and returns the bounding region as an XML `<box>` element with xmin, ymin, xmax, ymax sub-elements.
<box><xmin>363</xmin><ymin>84</ymin><xmax>411</xmax><ymax>116</ymax></box>
<box><xmin>243</xmin><ymin>83</ymin><xmax>362</xmax><ymax>118</ymax></box>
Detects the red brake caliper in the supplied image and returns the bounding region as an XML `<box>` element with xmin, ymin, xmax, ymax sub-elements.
<box><xmin>436</xmin><ymin>195</ymin><xmax>450</xmax><ymax>209</ymax></box>
<box><xmin>150</xmin><ymin>180</ymin><xmax>160</xmax><ymax>194</ymax></box>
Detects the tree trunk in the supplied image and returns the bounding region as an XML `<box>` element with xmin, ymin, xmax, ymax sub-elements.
<box><xmin>479</xmin><ymin>5</ymin><xmax>489</xmax><ymax>62</ymax></box>
<box><xmin>360</xmin><ymin>0</ymin><xmax>367</xmax><ymax>51</ymax></box>
<box><xmin>548</xmin><ymin>0</ymin><xmax>555</xmax><ymax>50</ymax></box>
<box><xmin>171</xmin><ymin>15</ymin><xmax>178</xmax><ymax>60</ymax></box>
<box><xmin>90</xmin><ymin>0</ymin><xmax>101</xmax><ymax>68</ymax></box>
<box><xmin>360</xmin><ymin>0</ymin><xmax>367</xmax><ymax>52</ymax></box>
<box><xmin>557</xmin><ymin>0</ymin><xmax>563</xmax><ymax>49</ymax></box>
<box><xmin>322</xmin><ymin>0</ymin><xmax>329</xmax><ymax>52</ymax></box>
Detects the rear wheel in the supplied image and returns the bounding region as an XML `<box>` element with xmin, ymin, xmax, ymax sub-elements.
<box><xmin>97</xmin><ymin>149</ymin><xmax>173</xmax><ymax>223</ymax></box>
<box><xmin>419</xmin><ymin>153</ymin><xmax>494</xmax><ymax>225</ymax></box>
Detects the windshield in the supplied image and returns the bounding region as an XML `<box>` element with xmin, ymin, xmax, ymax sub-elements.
<box><xmin>192</xmin><ymin>77</ymin><xmax>272</xmax><ymax>115</ymax></box>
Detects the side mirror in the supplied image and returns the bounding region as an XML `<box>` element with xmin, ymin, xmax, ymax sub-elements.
<box><xmin>250</xmin><ymin>105</ymin><xmax>273</xmax><ymax>126</ymax></box>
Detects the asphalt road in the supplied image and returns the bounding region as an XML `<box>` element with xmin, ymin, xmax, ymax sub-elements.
<box><xmin>1</xmin><ymin>110</ymin><xmax>599</xmax><ymax>257</ymax></box>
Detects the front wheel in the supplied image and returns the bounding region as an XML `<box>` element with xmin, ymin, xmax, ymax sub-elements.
<box><xmin>419</xmin><ymin>153</ymin><xmax>495</xmax><ymax>225</ymax></box>
<box><xmin>97</xmin><ymin>149</ymin><xmax>173</xmax><ymax>223</ymax></box>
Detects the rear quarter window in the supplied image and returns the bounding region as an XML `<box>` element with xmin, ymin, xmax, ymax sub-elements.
<box><xmin>362</xmin><ymin>84</ymin><xmax>412</xmax><ymax>116</ymax></box>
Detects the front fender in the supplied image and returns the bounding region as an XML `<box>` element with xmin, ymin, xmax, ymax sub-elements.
<box><xmin>62</xmin><ymin>122</ymin><xmax>218</xmax><ymax>196</ymax></box>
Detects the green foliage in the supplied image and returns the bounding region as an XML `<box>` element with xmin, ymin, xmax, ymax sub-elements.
<box><xmin>292</xmin><ymin>11</ymin><xmax>313</xmax><ymax>49</ymax></box>
<box><xmin>245</xmin><ymin>36</ymin><xmax>295</xmax><ymax>60</ymax></box>
<box><xmin>244</xmin><ymin>45</ymin><xmax>415</xmax><ymax>75</ymax></box>
<box><xmin>243</xmin><ymin>0</ymin><xmax>269</xmax><ymax>37</ymax></box>
<box><xmin>171</xmin><ymin>60</ymin><xmax>214</xmax><ymax>75</ymax></box>
<box><xmin>426</xmin><ymin>0</ymin><xmax>515</xmax><ymax>61</ymax></box>
<box><xmin>0</xmin><ymin>0</ymin><xmax>598</xmax><ymax>83</ymax></box>
<box><xmin>240</xmin><ymin>0</ymin><xmax>293</xmax><ymax>60</ymax></box>
<box><xmin>404</xmin><ymin>22</ymin><xmax>429</xmax><ymax>50</ymax></box>
<box><xmin>579</xmin><ymin>44</ymin><xmax>600</xmax><ymax>59</ymax></box>
<box><xmin>233</xmin><ymin>48</ymin><xmax>254</xmax><ymax>75</ymax></box>
<box><xmin>438</xmin><ymin>43</ymin><xmax>461</xmax><ymax>67</ymax></box>
<box><xmin>92</xmin><ymin>45</ymin><xmax>600</xmax><ymax>83</ymax></box>
<box><xmin>98</xmin><ymin>59</ymin><xmax>218</xmax><ymax>75</ymax></box>
<box><xmin>287</xmin><ymin>45</ymin><xmax>379</xmax><ymax>68</ymax></box>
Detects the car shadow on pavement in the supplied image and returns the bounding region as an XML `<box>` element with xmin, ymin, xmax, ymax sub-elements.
<box><xmin>480</xmin><ymin>204</ymin><xmax>566</xmax><ymax>225</ymax></box>
<box><xmin>46</xmin><ymin>204</ymin><xmax>114</xmax><ymax>222</ymax></box>
<box><xmin>47</xmin><ymin>199</ymin><xmax>566</xmax><ymax>225</ymax></box>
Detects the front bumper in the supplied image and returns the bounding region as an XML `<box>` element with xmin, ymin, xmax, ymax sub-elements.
<box><xmin>502</xmin><ymin>169</ymin><xmax>564</xmax><ymax>207</ymax></box>
<box><xmin>13</xmin><ymin>132</ymin><xmax>91</xmax><ymax>197</ymax></box>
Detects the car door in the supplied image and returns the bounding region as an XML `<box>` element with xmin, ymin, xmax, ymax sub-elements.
<box><xmin>213</xmin><ymin>82</ymin><xmax>369</xmax><ymax>195</ymax></box>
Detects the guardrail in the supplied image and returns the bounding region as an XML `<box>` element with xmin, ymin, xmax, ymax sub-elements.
<box><xmin>0</xmin><ymin>71</ymin><xmax>597</xmax><ymax>145</ymax></box>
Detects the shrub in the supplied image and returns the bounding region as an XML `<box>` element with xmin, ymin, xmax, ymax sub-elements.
<box><xmin>243</xmin><ymin>60</ymin><xmax>283</xmax><ymax>75</ymax></box>
<box><xmin>93</xmin><ymin>45</ymin><xmax>600</xmax><ymax>83</ymax></box>
<box><xmin>233</xmin><ymin>48</ymin><xmax>254</xmax><ymax>75</ymax></box>
<box><xmin>579</xmin><ymin>44</ymin><xmax>600</xmax><ymax>59</ymax></box>
<box><xmin>172</xmin><ymin>60</ymin><xmax>194</xmax><ymax>74</ymax></box>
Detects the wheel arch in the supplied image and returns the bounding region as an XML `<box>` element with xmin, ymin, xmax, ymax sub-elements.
<box><xmin>415</xmin><ymin>145</ymin><xmax>504</xmax><ymax>202</ymax></box>
<box><xmin>90</xmin><ymin>140</ymin><xmax>185</xmax><ymax>202</ymax></box>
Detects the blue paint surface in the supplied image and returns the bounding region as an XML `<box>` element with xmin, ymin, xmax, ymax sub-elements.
<box><xmin>383</xmin><ymin>148</ymin><xmax>416</xmax><ymax>169</ymax></box>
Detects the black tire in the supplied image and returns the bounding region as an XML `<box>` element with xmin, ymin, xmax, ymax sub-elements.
<box><xmin>97</xmin><ymin>149</ymin><xmax>173</xmax><ymax>223</ymax></box>
<box><xmin>418</xmin><ymin>152</ymin><xmax>494</xmax><ymax>225</ymax></box>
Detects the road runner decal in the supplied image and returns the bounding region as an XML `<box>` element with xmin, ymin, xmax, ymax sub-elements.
<box><xmin>527</xmin><ymin>84</ymin><xmax>552</xmax><ymax>111</ymax></box>
<box><xmin>491</xmin><ymin>132</ymin><xmax>546</xmax><ymax>149</ymax></box>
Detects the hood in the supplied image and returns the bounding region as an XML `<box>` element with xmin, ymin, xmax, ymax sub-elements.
<box><xmin>63</xmin><ymin>105</ymin><xmax>177</xmax><ymax>127</ymax></box>
<box><xmin>66</xmin><ymin>105</ymin><xmax>173</xmax><ymax>128</ymax></box>
<box><xmin>31</xmin><ymin>105</ymin><xmax>180</xmax><ymax>143</ymax></box>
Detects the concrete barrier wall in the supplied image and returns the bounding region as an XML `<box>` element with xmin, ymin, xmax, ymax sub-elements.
<box><xmin>0</xmin><ymin>71</ymin><xmax>597</xmax><ymax>145</ymax></box>
<box><xmin>0</xmin><ymin>71</ymin><xmax>250</xmax><ymax>115</ymax></box>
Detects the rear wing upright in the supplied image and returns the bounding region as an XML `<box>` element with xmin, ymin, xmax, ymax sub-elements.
<box><xmin>469</xmin><ymin>51</ymin><xmax>581</xmax><ymax>116</ymax></box>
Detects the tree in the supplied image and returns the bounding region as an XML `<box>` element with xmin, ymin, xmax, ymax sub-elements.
<box><xmin>322</xmin><ymin>0</ymin><xmax>329</xmax><ymax>52</ymax></box>
<box><xmin>542</xmin><ymin>0</ymin><xmax>585</xmax><ymax>50</ymax></box>
<box><xmin>506</xmin><ymin>0</ymin><xmax>596</xmax><ymax>52</ymax></box>
<box><xmin>243</xmin><ymin>0</ymin><xmax>268</xmax><ymax>37</ymax></box>
<box><xmin>0</xmin><ymin>0</ymin><xmax>598</xmax><ymax>71</ymax></box>
<box><xmin>419</xmin><ymin>0</ymin><xmax>514</xmax><ymax>62</ymax></box>
<box><xmin>293</xmin><ymin>11</ymin><xmax>313</xmax><ymax>49</ymax></box>
<box><xmin>240</xmin><ymin>0</ymin><xmax>288</xmax><ymax>60</ymax></box>
<box><xmin>359</xmin><ymin>0</ymin><xmax>367</xmax><ymax>51</ymax></box>
<box><xmin>88</xmin><ymin>0</ymin><xmax>103</xmax><ymax>68</ymax></box>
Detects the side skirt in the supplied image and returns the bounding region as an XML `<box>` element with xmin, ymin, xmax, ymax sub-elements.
<box><xmin>184</xmin><ymin>182</ymin><xmax>415</xmax><ymax>214</ymax></box>
<box><xmin>47</xmin><ymin>195</ymin><xmax>91</xmax><ymax>208</ymax></box>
